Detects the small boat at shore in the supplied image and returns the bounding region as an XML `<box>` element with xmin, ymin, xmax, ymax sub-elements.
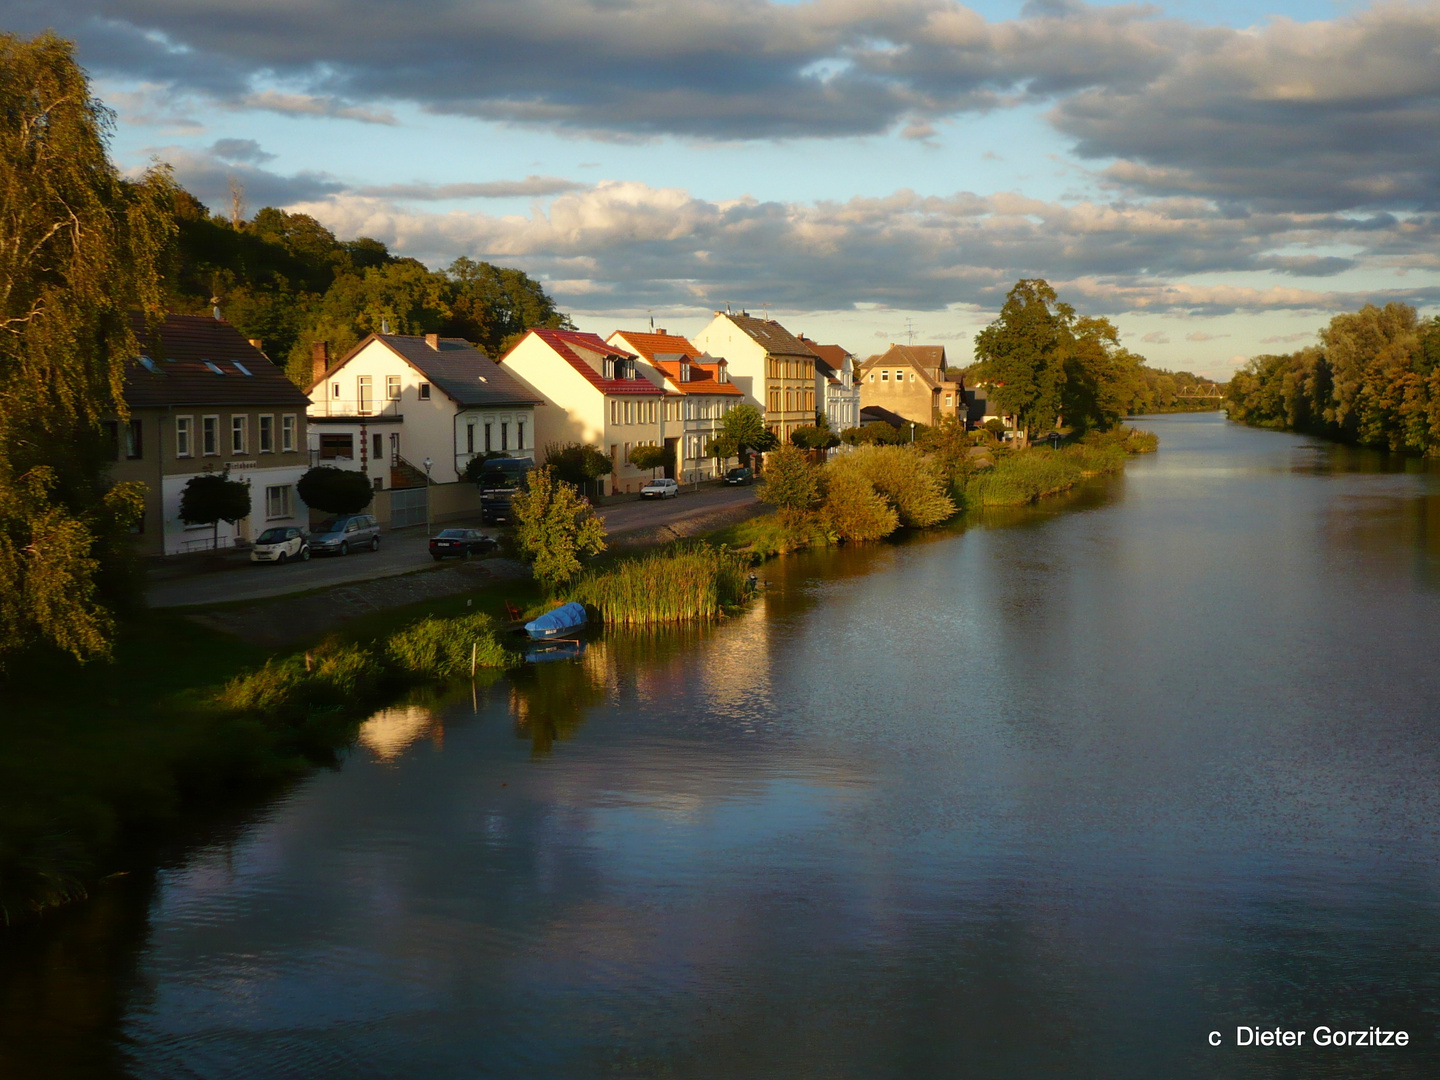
<box><xmin>524</xmin><ymin>601</ymin><xmax>587</xmax><ymax>640</ymax></box>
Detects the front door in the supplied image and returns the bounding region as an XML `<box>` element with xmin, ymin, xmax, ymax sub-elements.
<box><xmin>664</xmin><ymin>437</ymin><xmax>679</xmax><ymax>480</ymax></box>
<box><xmin>388</xmin><ymin>432</ymin><xmax>400</xmax><ymax>466</ymax></box>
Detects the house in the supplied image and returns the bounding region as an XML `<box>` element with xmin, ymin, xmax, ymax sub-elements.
<box><xmin>607</xmin><ymin>329</ymin><xmax>744</xmax><ymax>481</ymax></box>
<box><xmin>965</xmin><ymin>384</ymin><xmax>1017</xmax><ymax>435</ymax></box>
<box><xmin>499</xmin><ymin>328</ymin><xmax>668</xmax><ymax>494</ymax></box>
<box><xmin>112</xmin><ymin>313</ymin><xmax>312</xmax><ymax>556</ymax></box>
<box><xmin>798</xmin><ymin>336</ymin><xmax>861</xmax><ymax>435</ymax></box>
<box><xmin>857</xmin><ymin>344</ymin><xmax>965</xmax><ymax>427</ymax></box>
<box><xmin>307</xmin><ymin>331</ymin><xmax>542</xmax><ymax>485</ymax></box>
<box><xmin>691</xmin><ymin>311</ymin><xmax>818</xmax><ymax>442</ymax></box>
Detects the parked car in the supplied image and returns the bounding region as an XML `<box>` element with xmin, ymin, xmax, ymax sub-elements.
<box><xmin>640</xmin><ymin>478</ymin><xmax>679</xmax><ymax>499</ymax></box>
<box><xmin>429</xmin><ymin>528</ymin><xmax>499</xmax><ymax>561</ymax></box>
<box><xmin>309</xmin><ymin>514</ymin><xmax>381</xmax><ymax>556</ymax></box>
<box><xmin>250</xmin><ymin>526</ymin><xmax>309</xmax><ymax>564</ymax></box>
<box><xmin>723</xmin><ymin>467</ymin><xmax>753</xmax><ymax>486</ymax></box>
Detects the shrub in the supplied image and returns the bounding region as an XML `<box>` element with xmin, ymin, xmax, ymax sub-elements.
<box><xmin>296</xmin><ymin>465</ymin><xmax>375</xmax><ymax>515</ymax></box>
<box><xmin>822</xmin><ymin>465</ymin><xmax>899</xmax><ymax>542</ymax></box>
<box><xmin>385</xmin><ymin>613</ymin><xmax>515</xmax><ymax>678</ymax></box>
<box><xmin>1080</xmin><ymin>424</ymin><xmax>1158</xmax><ymax>454</ymax></box>
<box><xmin>629</xmin><ymin>443</ymin><xmax>671</xmax><ymax>476</ymax></box>
<box><xmin>791</xmin><ymin>422</ymin><xmax>839</xmax><ymax>451</ymax></box>
<box><xmin>757</xmin><ymin>444</ymin><xmax>822</xmax><ymax>524</ymax></box>
<box><xmin>829</xmin><ymin>445</ymin><xmax>955</xmax><ymax>528</ymax></box>
<box><xmin>218</xmin><ymin>657</ymin><xmax>308</xmax><ymax>715</ymax></box>
<box><xmin>543</xmin><ymin>442</ymin><xmax>613</xmax><ymax>488</ymax></box>
<box><xmin>570</xmin><ymin>544</ymin><xmax>757</xmax><ymax>624</ymax></box>
<box><xmin>511</xmin><ymin>466</ymin><xmax>607</xmax><ymax>587</ymax></box>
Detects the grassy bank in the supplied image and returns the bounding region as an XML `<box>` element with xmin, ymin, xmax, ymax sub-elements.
<box><xmin>566</xmin><ymin>544</ymin><xmax>757</xmax><ymax>624</ymax></box>
<box><xmin>0</xmin><ymin>578</ymin><xmax>537</xmax><ymax>924</ymax></box>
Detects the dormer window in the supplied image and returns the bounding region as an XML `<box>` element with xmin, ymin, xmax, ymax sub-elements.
<box><xmin>234</xmin><ymin>361</ymin><xmax>254</xmax><ymax>376</ymax></box>
<box><xmin>718</xmin><ymin>363</ymin><xmax>728</xmax><ymax>384</ymax></box>
<box><xmin>680</xmin><ymin>362</ymin><xmax>691</xmax><ymax>382</ymax></box>
<box><xmin>604</xmin><ymin>358</ymin><xmax>615</xmax><ymax>379</ymax></box>
<box><xmin>138</xmin><ymin>355</ymin><xmax>161</xmax><ymax>375</ymax></box>
<box><xmin>204</xmin><ymin>361</ymin><xmax>225</xmax><ymax>375</ymax></box>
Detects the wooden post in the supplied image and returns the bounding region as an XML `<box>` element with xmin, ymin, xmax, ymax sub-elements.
<box><xmin>470</xmin><ymin>641</ymin><xmax>477</xmax><ymax>678</ymax></box>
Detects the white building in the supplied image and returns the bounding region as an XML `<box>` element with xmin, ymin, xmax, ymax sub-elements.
<box><xmin>692</xmin><ymin>311</ymin><xmax>818</xmax><ymax>443</ymax></box>
<box><xmin>799</xmin><ymin>337</ymin><xmax>862</xmax><ymax>435</ymax></box>
<box><xmin>306</xmin><ymin>333</ymin><xmax>543</xmax><ymax>489</ymax></box>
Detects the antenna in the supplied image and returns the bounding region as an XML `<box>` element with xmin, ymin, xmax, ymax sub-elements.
<box><xmin>649</xmin><ymin>310</ymin><xmax>654</xmax><ymax>331</ymax></box>
<box><xmin>381</xmin><ymin>317</ymin><xmax>391</xmax><ymax>335</ymax></box>
<box><xmin>905</xmin><ymin>317</ymin><xmax>916</xmax><ymax>346</ymax></box>
<box><xmin>761</xmin><ymin>301</ymin><xmax>770</xmax><ymax>321</ymax></box>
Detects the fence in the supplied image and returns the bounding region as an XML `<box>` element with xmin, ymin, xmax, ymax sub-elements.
<box><xmin>389</xmin><ymin>485</ymin><xmax>428</xmax><ymax>529</ymax></box>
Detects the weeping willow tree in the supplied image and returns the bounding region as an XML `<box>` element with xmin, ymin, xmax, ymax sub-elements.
<box><xmin>0</xmin><ymin>33</ymin><xmax>176</xmax><ymax>666</ymax></box>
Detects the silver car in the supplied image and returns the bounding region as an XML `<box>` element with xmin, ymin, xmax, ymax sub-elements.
<box><xmin>250</xmin><ymin>526</ymin><xmax>309</xmax><ymax>564</ymax></box>
<box><xmin>308</xmin><ymin>514</ymin><xmax>381</xmax><ymax>556</ymax></box>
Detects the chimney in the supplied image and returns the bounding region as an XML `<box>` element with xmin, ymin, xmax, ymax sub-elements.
<box><xmin>425</xmin><ymin>333</ymin><xmax>440</xmax><ymax>351</ymax></box>
<box><xmin>248</xmin><ymin>338</ymin><xmax>263</xmax><ymax>351</ymax></box>
<box><xmin>311</xmin><ymin>340</ymin><xmax>330</xmax><ymax>383</ymax></box>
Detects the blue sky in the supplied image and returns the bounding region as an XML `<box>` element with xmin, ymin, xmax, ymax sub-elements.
<box><xmin>18</xmin><ymin>0</ymin><xmax>1440</xmax><ymax>376</ymax></box>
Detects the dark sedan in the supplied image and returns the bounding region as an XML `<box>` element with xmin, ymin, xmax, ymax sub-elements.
<box><xmin>429</xmin><ymin>528</ymin><xmax>499</xmax><ymax>561</ymax></box>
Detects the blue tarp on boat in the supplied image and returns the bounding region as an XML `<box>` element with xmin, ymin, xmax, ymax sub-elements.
<box><xmin>524</xmin><ymin>601</ymin><xmax>587</xmax><ymax>639</ymax></box>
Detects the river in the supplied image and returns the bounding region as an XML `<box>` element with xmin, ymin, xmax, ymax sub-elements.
<box><xmin>4</xmin><ymin>412</ymin><xmax>1440</xmax><ymax>1078</ymax></box>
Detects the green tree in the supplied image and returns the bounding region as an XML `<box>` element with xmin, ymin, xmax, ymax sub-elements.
<box><xmin>542</xmin><ymin>442</ymin><xmax>612</xmax><ymax>493</ymax></box>
<box><xmin>972</xmin><ymin>279</ymin><xmax>1068</xmax><ymax>444</ymax></box>
<box><xmin>757</xmin><ymin>445</ymin><xmax>822</xmax><ymax>525</ymax></box>
<box><xmin>179</xmin><ymin>471</ymin><xmax>253</xmax><ymax>551</ymax></box>
<box><xmin>444</xmin><ymin>257</ymin><xmax>574</xmax><ymax>356</ymax></box>
<box><xmin>790</xmin><ymin>419</ymin><xmax>840</xmax><ymax>451</ymax></box>
<box><xmin>629</xmin><ymin>443</ymin><xmax>670</xmax><ymax>478</ymax></box>
<box><xmin>511</xmin><ymin>466</ymin><xmax>606</xmax><ymax>588</ymax></box>
<box><xmin>717</xmin><ymin>402</ymin><xmax>779</xmax><ymax>465</ymax></box>
<box><xmin>296</xmin><ymin>466</ymin><xmax>375</xmax><ymax>515</ymax></box>
<box><xmin>0</xmin><ymin>32</ymin><xmax>175</xmax><ymax>666</ymax></box>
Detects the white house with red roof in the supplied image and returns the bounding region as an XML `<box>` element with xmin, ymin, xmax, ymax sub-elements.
<box><xmin>499</xmin><ymin>328</ymin><xmax>667</xmax><ymax>494</ymax></box>
<box><xmin>607</xmin><ymin>329</ymin><xmax>744</xmax><ymax>481</ymax></box>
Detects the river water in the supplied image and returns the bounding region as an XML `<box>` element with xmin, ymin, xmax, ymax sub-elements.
<box><xmin>5</xmin><ymin>413</ymin><xmax>1440</xmax><ymax>1079</ymax></box>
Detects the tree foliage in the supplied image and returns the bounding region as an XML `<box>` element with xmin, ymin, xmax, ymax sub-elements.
<box><xmin>296</xmin><ymin>466</ymin><xmax>375</xmax><ymax>515</ymax></box>
<box><xmin>1226</xmin><ymin>303</ymin><xmax>1440</xmax><ymax>453</ymax></box>
<box><xmin>757</xmin><ymin>445</ymin><xmax>822</xmax><ymax>525</ymax></box>
<box><xmin>543</xmin><ymin>442</ymin><xmax>613</xmax><ymax>490</ymax></box>
<box><xmin>511</xmin><ymin>466</ymin><xmax>607</xmax><ymax>588</ymax></box>
<box><xmin>790</xmin><ymin>419</ymin><xmax>840</xmax><ymax>450</ymax></box>
<box><xmin>628</xmin><ymin>444</ymin><xmax>670</xmax><ymax>476</ymax></box>
<box><xmin>827</xmin><ymin>446</ymin><xmax>954</xmax><ymax>529</ymax></box>
<box><xmin>0</xmin><ymin>33</ymin><xmax>174</xmax><ymax>666</ymax></box>
<box><xmin>717</xmin><ymin>403</ymin><xmax>779</xmax><ymax>462</ymax></box>
<box><xmin>179</xmin><ymin>471</ymin><xmax>253</xmax><ymax>549</ymax></box>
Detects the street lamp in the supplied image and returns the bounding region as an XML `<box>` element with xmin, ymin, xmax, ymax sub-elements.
<box><xmin>909</xmin><ymin>421</ymin><xmax>915</xmax><ymax>443</ymax></box>
<box><xmin>423</xmin><ymin>456</ymin><xmax>433</xmax><ymax>536</ymax></box>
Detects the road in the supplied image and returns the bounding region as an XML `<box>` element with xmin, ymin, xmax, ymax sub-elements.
<box><xmin>146</xmin><ymin>483</ymin><xmax>760</xmax><ymax>609</ymax></box>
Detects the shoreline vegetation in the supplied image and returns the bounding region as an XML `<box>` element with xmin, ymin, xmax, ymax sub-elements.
<box><xmin>0</xmin><ymin>429</ymin><xmax>1155</xmax><ymax>925</ymax></box>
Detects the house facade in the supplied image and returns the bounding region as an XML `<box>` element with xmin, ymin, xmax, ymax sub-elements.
<box><xmin>607</xmin><ymin>330</ymin><xmax>744</xmax><ymax>481</ymax></box>
<box><xmin>306</xmin><ymin>332</ymin><xmax>543</xmax><ymax>491</ymax></box>
<box><xmin>112</xmin><ymin>313</ymin><xmax>312</xmax><ymax>556</ymax></box>
<box><xmin>857</xmin><ymin>344</ymin><xmax>965</xmax><ymax>427</ymax></box>
<box><xmin>692</xmin><ymin>312</ymin><xmax>818</xmax><ymax>443</ymax></box>
<box><xmin>798</xmin><ymin>337</ymin><xmax>862</xmax><ymax>435</ymax></box>
<box><xmin>500</xmin><ymin>329</ymin><xmax>667</xmax><ymax>494</ymax></box>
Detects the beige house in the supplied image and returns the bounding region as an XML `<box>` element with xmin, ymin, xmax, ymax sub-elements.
<box><xmin>857</xmin><ymin>344</ymin><xmax>965</xmax><ymax>427</ymax></box>
<box><xmin>798</xmin><ymin>337</ymin><xmax>862</xmax><ymax>435</ymax></box>
<box><xmin>306</xmin><ymin>332</ymin><xmax>542</xmax><ymax>493</ymax></box>
<box><xmin>692</xmin><ymin>311</ymin><xmax>818</xmax><ymax>442</ymax></box>
<box><xmin>112</xmin><ymin>313</ymin><xmax>312</xmax><ymax>556</ymax></box>
<box><xmin>607</xmin><ymin>329</ymin><xmax>745</xmax><ymax>481</ymax></box>
<box><xmin>499</xmin><ymin>329</ymin><xmax>667</xmax><ymax>494</ymax></box>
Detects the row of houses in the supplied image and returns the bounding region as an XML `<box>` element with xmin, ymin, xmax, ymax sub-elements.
<box><xmin>114</xmin><ymin>307</ymin><xmax>998</xmax><ymax>556</ymax></box>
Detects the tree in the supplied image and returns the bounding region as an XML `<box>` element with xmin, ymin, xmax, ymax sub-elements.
<box><xmin>971</xmin><ymin>279</ymin><xmax>1068</xmax><ymax>445</ymax></box>
<box><xmin>790</xmin><ymin>418</ymin><xmax>840</xmax><ymax>451</ymax></box>
<box><xmin>297</xmin><ymin>466</ymin><xmax>375</xmax><ymax>515</ymax></box>
<box><xmin>179</xmin><ymin>471</ymin><xmax>253</xmax><ymax>550</ymax></box>
<box><xmin>757</xmin><ymin>445</ymin><xmax>822</xmax><ymax>525</ymax></box>
<box><xmin>511</xmin><ymin>466</ymin><xmax>606</xmax><ymax>588</ymax></box>
<box><xmin>0</xmin><ymin>33</ymin><xmax>175</xmax><ymax>666</ymax></box>
<box><xmin>717</xmin><ymin>402</ymin><xmax>778</xmax><ymax>466</ymax></box>
<box><xmin>543</xmin><ymin>442</ymin><xmax>613</xmax><ymax>494</ymax></box>
<box><xmin>629</xmin><ymin>443</ymin><xmax>670</xmax><ymax>478</ymax></box>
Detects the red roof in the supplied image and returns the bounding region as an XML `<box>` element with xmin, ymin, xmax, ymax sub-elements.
<box><xmin>609</xmin><ymin>330</ymin><xmax>702</xmax><ymax>362</ymax></box>
<box><xmin>651</xmin><ymin>359</ymin><xmax>743</xmax><ymax>396</ymax></box>
<box><xmin>514</xmin><ymin>328</ymin><xmax>663</xmax><ymax>396</ymax></box>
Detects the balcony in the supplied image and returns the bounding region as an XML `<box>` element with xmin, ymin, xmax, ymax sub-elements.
<box><xmin>310</xmin><ymin>397</ymin><xmax>403</xmax><ymax>422</ymax></box>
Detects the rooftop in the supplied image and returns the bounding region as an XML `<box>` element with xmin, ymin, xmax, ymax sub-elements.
<box><xmin>124</xmin><ymin>313</ymin><xmax>311</xmax><ymax>409</ymax></box>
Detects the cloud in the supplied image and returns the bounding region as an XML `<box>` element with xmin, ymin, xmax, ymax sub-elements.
<box><xmin>1184</xmin><ymin>331</ymin><xmax>1230</xmax><ymax>342</ymax></box>
<box><xmin>210</xmin><ymin>138</ymin><xmax>274</xmax><ymax>164</ymax></box>
<box><xmin>1260</xmin><ymin>331</ymin><xmax>1316</xmax><ymax>344</ymax></box>
<box><xmin>356</xmin><ymin>176</ymin><xmax>590</xmax><ymax>200</ymax></box>
<box><xmin>8</xmin><ymin>2</ymin><xmax>1420</xmax><ymax>210</ymax></box>
<box><xmin>1141</xmin><ymin>331</ymin><xmax>1170</xmax><ymax>343</ymax></box>
<box><xmin>278</xmin><ymin>179</ymin><xmax>1440</xmax><ymax>316</ymax></box>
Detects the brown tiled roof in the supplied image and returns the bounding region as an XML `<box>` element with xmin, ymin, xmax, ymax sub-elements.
<box><xmin>725</xmin><ymin>313</ymin><xmax>818</xmax><ymax>358</ymax></box>
<box><xmin>510</xmin><ymin>328</ymin><xmax>663</xmax><ymax>396</ymax></box>
<box><xmin>651</xmin><ymin>359</ymin><xmax>744</xmax><ymax>396</ymax></box>
<box><xmin>609</xmin><ymin>330</ymin><xmax>702</xmax><ymax>362</ymax></box>
<box><xmin>797</xmin><ymin>337</ymin><xmax>851</xmax><ymax>382</ymax></box>
<box><xmin>123</xmin><ymin>313</ymin><xmax>311</xmax><ymax>409</ymax></box>
<box><xmin>858</xmin><ymin>343</ymin><xmax>955</xmax><ymax>391</ymax></box>
<box><xmin>319</xmin><ymin>334</ymin><xmax>544</xmax><ymax>407</ymax></box>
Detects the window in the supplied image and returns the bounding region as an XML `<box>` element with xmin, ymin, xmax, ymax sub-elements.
<box><xmin>175</xmin><ymin>416</ymin><xmax>192</xmax><ymax>457</ymax></box>
<box><xmin>609</xmin><ymin>400</ymin><xmax>619</xmax><ymax>425</ymax></box>
<box><xmin>624</xmin><ymin>441</ymin><xmax>631</xmax><ymax>465</ymax></box>
<box><xmin>374</xmin><ymin>433</ymin><xmax>383</xmax><ymax>460</ymax></box>
<box><xmin>202</xmin><ymin>416</ymin><xmax>219</xmax><ymax>455</ymax></box>
<box><xmin>124</xmin><ymin>419</ymin><xmax>142</xmax><ymax>460</ymax></box>
<box><xmin>258</xmin><ymin>415</ymin><xmax>274</xmax><ymax>453</ymax></box>
<box><xmin>881</xmin><ymin>370</ymin><xmax>889</xmax><ymax>381</ymax></box>
<box><xmin>868</xmin><ymin>372</ymin><xmax>875</xmax><ymax>382</ymax></box>
<box><xmin>281</xmin><ymin>414</ymin><xmax>296</xmax><ymax>452</ymax></box>
<box><xmin>624</xmin><ymin>400</ymin><xmax>634</xmax><ymax>425</ymax></box>
<box><xmin>231</xmin><ymin>415</ymin><xmax>247</xmax><ymax>454</ymax></box>
<box><xmin>320</xmin><ymin>434</ymin><xmax>354</xmax><ymax>460</ymax></box>
<box><xmin>466</xmin><ymin>424</ymin><xmax>475</xmax><ymax>454</ymax></box>
<box><xmin>386</xmin><ymin>375</ymin><xmax>401</xmax><ymax>399</ymax></box>
<box><xmin>357</xmin><ymin>375</ymin><xmax>372</xmax><ymax>414</ymax></box>
<box><xmin>103</xmin><ymin>420</ymin><xmax>120</xmax><ymax>460</ymax></box>
<box><xmin>610</xmin><ymin>444</ymin><xmax>618</xmax><ymax>468</ymax></box>
<box><xmin>204</xmin><ymin>361</ymin><xmax>225</xmax><ymax>375</ymax></box>
<box><xmin>501</xmin><ymin>422</ymin><xmax>509</xmax><ymax>452</ymax></box>
<box><xmin>517</xmin><ymin>420</ymin><xmax>525</xmax><ymax>449</ymax></box>
<box><xmin>233</xmin><ymin>361</ymin><xmax>253</xmax><ymax>377</ymax></box>
<box><xmin>418</xmin><ymin>383</ymin><xmax>431</xmax><ymax>400</ymax></box>
<box><xmin>332</xmin><ymin>381</ymin><xmax>342</xmax><ymax>398</ymax></box>
<box><xmin>265</xmin><ymin>485</ymin><xmax>293</xmax><ymax>519</ymax></box>
<box><xmin>484</xmin><ymin>423</ymin><xmax>492</xmax><ymax>452</ymax></box>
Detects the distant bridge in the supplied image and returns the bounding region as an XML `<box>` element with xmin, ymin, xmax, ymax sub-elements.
<box><xmin>1177</xmin><ymin>384</ymin><xmax>1225</xmax><ymax>399</ymax></box>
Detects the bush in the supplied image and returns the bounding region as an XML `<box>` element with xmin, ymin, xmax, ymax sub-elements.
<box><xmin>840</xmin><ymin>421</ymin><xmax>913</xmax><ymax>446</ymax></box>
<box><xmin>1081</xmin><ymin>424</ymin><xmax>1159</xmax><ymax>454</ymax></box>
<box><xmin>791</xmin><ymin>422</ymin><xmax>839</xmax><ymax>450</ymax></box>
<box><xmin>569</xmin><ymin>545</ymin><xmax>756</xmax><ymax>624</ymax></box>
<box><xmin>385</xmin><ymin>612</ymin><xmax>514</xmax><ymax>678</ymax></box>
<box><xmin>959</xmin><ymin>444</ymin><xmax>1127</xmax><ymax>507</ymax></box>
<box><xmin>297</xmin><ymin>466</ymin><xmax>375</xmax><ymax>515</ymax></box>
<box><xmin>757</xmin><ymin>444</ymin><xmax>822</xmax><ymax>524</ymax></box>
<box><xmin>544</xmin><ymin>442</ymin><xmax>613</xmax><ymax>488</ymax></box>
<box><xmin>829</xmin><ymin>445</ymin><xmax>954</xmax><ymax>528</ymax></box>
<box><xmin>629</xmin><ymin>443</ymin><xmax>670</xmax><ymax>476</ymax></box>
<box><xmin>511</xmin><ymin>466</ymin><xmax>607</xmax><ymax>587</ymax></box>
<box><xmin>822</xmin><ymin>465</ymin><xmax>899</xmax><ymax>542</ymax></box>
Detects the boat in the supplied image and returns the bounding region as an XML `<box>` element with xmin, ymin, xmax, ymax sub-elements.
<box><xmin>524</xmin><ymin>639</ymin><xmax>587</xmax><ymax>664</ymax></box>
<box><xmin>524</xmin><ymin>601</ymin><xmax>588</xmax><ymax>640</ymax></box>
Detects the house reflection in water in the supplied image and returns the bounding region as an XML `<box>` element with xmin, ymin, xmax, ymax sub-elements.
<box><xmin>357</xmin><ymin>704</ymin><xmax>440</xmax><ymax>762</ymax></box>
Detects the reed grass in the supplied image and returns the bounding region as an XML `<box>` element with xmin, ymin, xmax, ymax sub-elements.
<box><xmin>569</xmin><ymin>544</ymin><xmax>757</xmax><ymax>625</ymax></box>
<box><xmin>963</xmin><ymin>443</ymin><xmax>1129</xmax><ymax>507</ymax></box>
<box><xmin>385</xmin><ymin>612</ymin><xmax>515</xmax><ymax>678</ymax></box>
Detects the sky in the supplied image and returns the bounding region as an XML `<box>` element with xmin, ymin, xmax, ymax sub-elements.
<box><xmin>9</xmin><ymin>0</ymin><xmax>1440</xmax><ymax>378</ymax></box>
